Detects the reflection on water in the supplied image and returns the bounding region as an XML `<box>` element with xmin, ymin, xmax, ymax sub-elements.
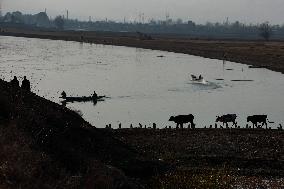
<box><xmin>1</xmin><ymin>36</ymin><xmax>284</xmax><ymax>128</ymax></box>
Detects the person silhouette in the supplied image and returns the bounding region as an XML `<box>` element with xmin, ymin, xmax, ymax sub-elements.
<box><xmin>21</xmin><ymin>76</ymin><xmax>31</xmax><ymax>91</ymax></box>
<box><xmin>92</xmin><ymin>91</ymin><xmax>98</xmax><ymax>99</ymax></box>
<box><xmin>61</xmin><ymin>91</ymin><xmax>67</xmax><ymax>99</ymax></box>
<box><xmin>10</xmin><ymin>76</ymin><xmax>19</xmax><ymax>87</ymax></box>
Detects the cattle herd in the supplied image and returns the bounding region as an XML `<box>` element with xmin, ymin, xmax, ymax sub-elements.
<box><xmin>168</xmin><ymin>114</ymin><xmax>283</xmax><ymax>130</ymax></box>
<box><xmin>105</xmin><ymin>114</ymin><xmax>283</xmax><ymax>130</ymax></box>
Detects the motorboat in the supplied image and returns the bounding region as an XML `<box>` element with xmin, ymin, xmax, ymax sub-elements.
<box><xmin>191</xmin><ymin>74</ymin><xmax>205</xmax><ymax>82</ymax></box>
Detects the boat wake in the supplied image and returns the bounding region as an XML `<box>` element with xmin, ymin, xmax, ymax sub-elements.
<box><xmin>191</xmin><ymin>78</ymin><xmax>208</xmax><ymax>85</ymax></box>
<box><xmin>189</xmin><ymin>80</ymin><xmax>221</xmax><ymax>90</ymax></box>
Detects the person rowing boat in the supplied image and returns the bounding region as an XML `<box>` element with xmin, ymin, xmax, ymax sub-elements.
<box><xmin>60</xmin><ymin>91</ymin><xmax>106</xmax><ymax>102</ymax></box>
<box><xmin>191</xmin><ymin>74</ymin><xmax>203</xmax><ymax>81</ymax></box>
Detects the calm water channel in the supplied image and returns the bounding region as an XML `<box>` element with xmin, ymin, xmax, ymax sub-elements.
<box><xmin>0</xmin><ymin>36</ymin><xmax>284</xmax><ymax>128</ymax></box>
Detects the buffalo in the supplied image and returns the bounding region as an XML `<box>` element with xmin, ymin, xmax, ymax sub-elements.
<box><xmin>216</xmin><ymin>114</ymin><xmax>237</xmax><ymax>128</ymax></box>
<box><xmin>169</xmin><ymin>114</ymin><xmax>195</xmax><ymax>129</ymax></box>
<box><xmin>247</xmin><ymin>115</ymin><xmax>268</xmax><ymax>129</ymax></box>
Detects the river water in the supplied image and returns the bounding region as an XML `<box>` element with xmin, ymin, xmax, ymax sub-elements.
<box><xmin>0</xmin><ymin>36</ymin><xmax>284</xmax><ymax>128</ymax></box>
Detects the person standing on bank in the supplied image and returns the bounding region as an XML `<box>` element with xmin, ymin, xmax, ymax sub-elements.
<box><xmin>21</xmin><ymin>76</ymin><xmax>31</xmax><ymax>91</ymax></box>
<box><xmin>10</xmin><ymin>76</ymin><xmax>19</xmax><ymax>87</ymax></box>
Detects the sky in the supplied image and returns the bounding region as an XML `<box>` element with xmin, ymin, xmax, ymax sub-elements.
<box><xmin>2</xmin><ymin>0</ymin><xmax>284</xmax><ymax>24</ymax></box>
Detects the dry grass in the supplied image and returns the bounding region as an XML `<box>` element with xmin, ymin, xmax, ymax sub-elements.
<box><xmin>0</xmin><ymin>121</ymin><xmax>81</xmax><ymax>189</ymax></box>
<box><xmin>151</xmin><ymin>168</ymin><xmax>284</xmax><ymax>189</ymax></box>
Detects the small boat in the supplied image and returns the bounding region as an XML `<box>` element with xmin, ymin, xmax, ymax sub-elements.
<box><xmin>60</xmin><ymin>95</ymin><xmax>106</xmax><ymax>102</ymax></box>
<box><xmin>190</xmin><ymin>74</ymin><xmax>208</xmax><ymax>84</ymax></box>
<box><xmin>191</xmin><ymin>74</ymin><xmax>204</xmax><ymax>82</ymax></box>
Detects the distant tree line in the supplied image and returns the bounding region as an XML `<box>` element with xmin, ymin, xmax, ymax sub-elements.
<box><xmin>0</xmin><ymin>11</ymin><xmax>282</xmax><ymax>40</ymax></box>
<box><xmin>0</xmin><ymin>11</ymin><xmax>51</xmax><ymax>28</ymax></box>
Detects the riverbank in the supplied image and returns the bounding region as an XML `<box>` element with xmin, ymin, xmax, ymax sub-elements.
<box><xmin>113</xmin><ymin>128</ymin><xmax>284</xmax><ymax>188</ymax></box>
<box><xmin>0</xmin><ymin>79</ymin><xmax>166</xmax><ymax>188</ymax></box>
<box><xmin>0</xmin><ymin>78</ymin><xmax>283</xmax><ymax>188</ymax></box>
<box><xmin>1</xmin><ymin>28</ymin><xmax>284</xmax><ymax>74</ymax></box>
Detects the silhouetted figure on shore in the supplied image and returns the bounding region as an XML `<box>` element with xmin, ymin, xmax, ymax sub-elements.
<box><xmin>223</xmin><ymin>52</ymin><xmax>227</xmax><ymax>64</ymax></box>
<box><xmin>21</xmin><ymin>76</ymin><xmax>31</xmax><ymax>91</ymax></box>
<box><xmin>118</xmin><ymin>123</ymin><xmax>122</xmax><ymax>129</ymax></box>
<box><xmin>10</xmin><ymin>76</ymin><xmax>19</xmax><ymax>87</ymax></box>
<box><xmin>105</xmin><ymin>124</ymin><xmax>112</xmax><ymax>129</ymax></box>
<box><xmin>278</xmin><ymin>124</ymin><xmax>283</xmax><ymax>130</ymax></box>
<box><xmin>61</xmin><ymin>91</ymin><xmax>67</xmax><ymax>99</ymax></box>
<box><xmin>153</xmin><ymin>123</ymin><xmax>157</xmax><ymax>130</ymax></box>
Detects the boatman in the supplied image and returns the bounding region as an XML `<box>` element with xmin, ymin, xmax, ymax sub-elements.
<box><xmin>61</xmin><ymin>91</ymin><xmax>67</xmax><ymax>99</ymax></box>
<box><xmin>92</xmin><ymin>91</ymin><xmax>98</xmax><ymax>99</ymax></box>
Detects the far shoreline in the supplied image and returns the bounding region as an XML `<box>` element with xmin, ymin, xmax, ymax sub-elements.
<box><xmin>1</xmin><ymin>27</ymin><xmax>284</xmax><ymax>74</ymax></box>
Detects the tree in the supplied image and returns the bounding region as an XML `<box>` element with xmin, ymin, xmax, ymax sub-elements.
<box><xmin>259</xmin><ymin>22</ymin><xmax>272</xmax><ymax>41</ymax></box>
<box><xmin>36</xmin><ymin>12</ymin><xmax>50</xmax><ymax>27</ymax></box>
<box><xmin>54</xmin><ymin>16</ymin><xmax>64</xmax><ymax>30</ymax></box>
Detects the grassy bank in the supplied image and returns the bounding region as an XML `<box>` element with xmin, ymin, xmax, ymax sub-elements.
<box><xmin>1</xmin><ymin>28</ymin><xmax>284</xmax><ymax>74</ymax></box>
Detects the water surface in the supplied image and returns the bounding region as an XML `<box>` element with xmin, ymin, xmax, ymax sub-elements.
<box><xmin>0</xmin><ymin>36</ymin><xmax>283</xmax><ymax>128</ymax></box>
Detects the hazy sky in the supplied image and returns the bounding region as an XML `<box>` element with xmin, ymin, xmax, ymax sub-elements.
<box><xmin>2</xmin><ymin>0</ymin><xmax>284</xmax><ymax>24</ymax></box>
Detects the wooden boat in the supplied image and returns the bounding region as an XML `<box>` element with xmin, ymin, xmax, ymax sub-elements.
<box><xmin>60</xmin><ymin>95</ymin><xmax>106</xmax><ymax>102</ymax></box>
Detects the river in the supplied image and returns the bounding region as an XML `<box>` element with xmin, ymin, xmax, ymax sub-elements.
<box><xmin>0</xmin><ymin>36</ymin><xmax>284</xmax><ymax>128</ymax></box>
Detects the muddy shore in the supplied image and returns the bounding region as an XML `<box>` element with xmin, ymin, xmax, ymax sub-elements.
<box><xmin>1</xmin><ymin>28</ymin><xmax>284</xmax><ymax>74</ymax></box>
